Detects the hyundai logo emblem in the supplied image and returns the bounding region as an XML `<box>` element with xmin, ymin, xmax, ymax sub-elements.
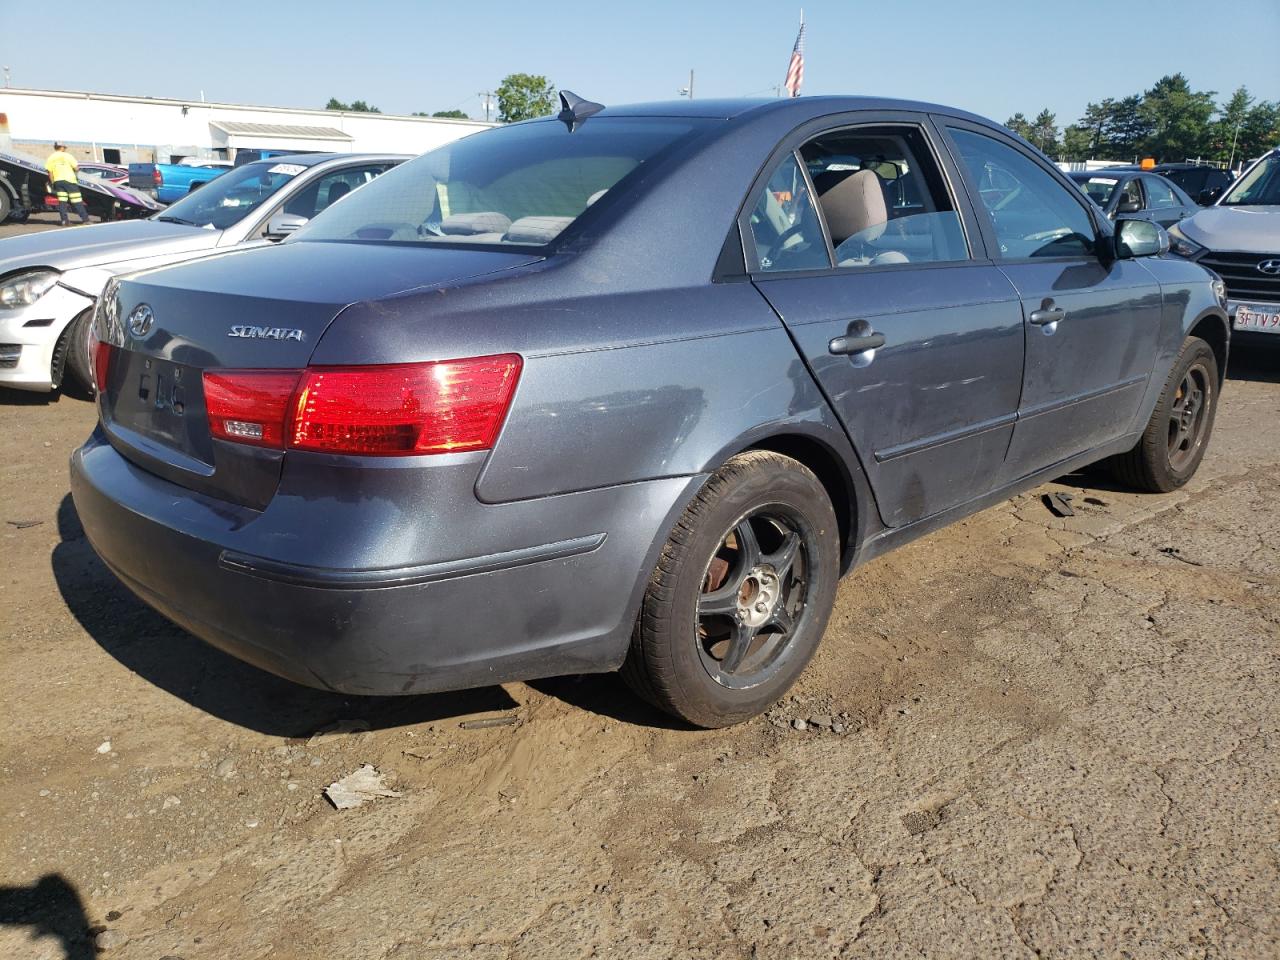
<box><xmin>128</xmin><ymin>303</ymin><xmax>155</xmax><ymax>338</ymax></box>
<box><xmin>1258</xmin><ymin>260</ymin><xmax>1280</xmax><ymax>276</ymax></box>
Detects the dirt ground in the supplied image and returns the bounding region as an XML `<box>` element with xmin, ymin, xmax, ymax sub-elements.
<box><xmin>0</xmin><ymin>241</ymin><xmax>1277</xmax><ymax>957</ymax></box>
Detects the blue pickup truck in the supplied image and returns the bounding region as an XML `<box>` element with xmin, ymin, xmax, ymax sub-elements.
<box><xmin>128</xmin><ymin>160</ymin><xmax>233</xmax><ymax>204</ymax></box>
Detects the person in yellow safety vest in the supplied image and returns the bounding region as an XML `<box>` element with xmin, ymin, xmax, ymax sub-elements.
<box><xmin>45</xmin><ymin>142</ymin><xmax>91</xmax><ymax>227</ymax></box>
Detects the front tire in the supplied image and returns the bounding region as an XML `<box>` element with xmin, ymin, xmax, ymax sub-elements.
<box><xmin>622</xmin><ymin>450</ymin><xmax>840</xmax><ymax>728</ymax></box>
<box><xmin>1112</xmin><ymin>336</ymin><xmax>1219</xmax><ymax>492</ymax></box>
<box><xmin>64</xmin><ymin>309</ymin><xmax>96</xmax><ymax>395</ymax></box>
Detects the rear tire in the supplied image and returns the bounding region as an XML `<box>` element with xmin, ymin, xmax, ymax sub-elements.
<box><xmin>1111</xmin><ymin>336</ymin><xmax>1218</xmax><ymax>492</ymax></box>
<box><xmin>621</xmin><ymin>450</ymin><xmax>840</xmax><ymax>728</ymax></box>
<box><xmin>0</xmin><ymin>189</ymin><xmax>11</xmax><ymax>223</ymax></box>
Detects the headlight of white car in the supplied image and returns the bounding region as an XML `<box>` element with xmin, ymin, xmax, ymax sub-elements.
<box><xmin>0</xmin><ymin>270</ymin><xmax>61</xmax><ymax>309</ymax></box>
<box><xmin>1167</xmin><ymin>224</ymin><xmax>1205</xmax><ymax>260</ymax></box>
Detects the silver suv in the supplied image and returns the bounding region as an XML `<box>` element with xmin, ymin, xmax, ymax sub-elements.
<box><xmin>1168</xmin><ymin>148</ymin><xmax>1280</xmax><ymax>343</ymax></box>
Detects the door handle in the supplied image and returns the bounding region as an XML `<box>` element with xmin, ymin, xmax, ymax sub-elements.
<box><xmin>829</xmin><ymin>331</ymin><xmax>886</xmax><ymax>355</ymax></box>
<box><xmin>1028</xmin><ymin>306</ymin><xmax>1066</xmax><ymax>326</ymax></box>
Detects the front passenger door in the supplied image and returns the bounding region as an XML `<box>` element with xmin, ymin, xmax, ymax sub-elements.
<box><xmin>943</xmin><ymin>125</ymin><xmax>1162</xmax><ymax>482</ymax></box>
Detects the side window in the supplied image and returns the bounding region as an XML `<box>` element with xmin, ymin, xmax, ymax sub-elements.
<box><xmin>1144</xmin><ymin>176</ymin><xmax>1178</xmax><ymax>209</ymax></box>
<box><xmin>1117</xmin><ymin>178</ymin><xmax>1143</xmax><ymax>212</ymax></box>
<box><xmin>283</xmin><ymin>165</ymin><xmax>387</xmax><ymax>220</ymax></box>
<box><xmin>747</xmin><ymin>153</ymin><xmax>831</xmax><ymax>272</ymax></box>
<box><xmin>800</xmin><ymin>125</ymin><xmax>968</xmax><ymax>268</ymax></box>
<box><xmin>948</xmin><ymin>128</ymin><xmax>1097</xmax><ymax>259</ymax></box>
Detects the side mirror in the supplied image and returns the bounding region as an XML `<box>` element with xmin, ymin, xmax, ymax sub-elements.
<box><xmin>1197</xmin><ymin>187</ymin><xmax>1222</xmax><ymax>205</ymax></box>
<box><xmin>265</xmin><ymin>212</ymin><xmax>308</xmax><ymax>240</ymax></box>
<box><xmin>1113</xmin><ymin>218</ymin><xmax>1169</xmax><ymax>259</ymax></box>
<box><xmin>1116</xmin><ymin>197</ymin><xmax>1142</xmax><ymax>215</ymax></box>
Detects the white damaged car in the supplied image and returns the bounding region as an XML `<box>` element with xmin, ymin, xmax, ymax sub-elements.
<box><xmin>0</xmin><ymin>153</ymin><xmax>403</xmax><ymax>392</ymax></box>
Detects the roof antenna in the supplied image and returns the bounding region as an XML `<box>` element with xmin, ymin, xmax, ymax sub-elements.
<box><xmin>558</xmin><ymin>90</ymin><xmax>604</xmax><ymax>132</ymax></box>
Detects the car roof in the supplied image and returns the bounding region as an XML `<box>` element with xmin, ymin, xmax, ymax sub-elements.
<box><xmin>531</xmin><ymin>95</ymin><xmax>997</xmax><ymax>126</ymax></box>
<box><xmin>245</xmin><ymin>152</ymin><xmax>411</xmax><ymax>168</ymax></box>
<box><xmin>1069</xmin><ymin>170</ymin><xmax>1123</xmax><ymax>180</ymax></box>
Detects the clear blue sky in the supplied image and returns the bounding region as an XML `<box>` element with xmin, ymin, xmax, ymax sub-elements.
<box><xmin>3</xmin><ymin>0</ymin><xmax>1277</xmax><ymax>124</ymax></box>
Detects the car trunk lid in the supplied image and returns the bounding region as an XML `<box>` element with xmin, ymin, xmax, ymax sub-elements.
<box><xmin>98</xmin><ymin>242</ymin><xmax>543</xmax><ymax>508</ymax></box>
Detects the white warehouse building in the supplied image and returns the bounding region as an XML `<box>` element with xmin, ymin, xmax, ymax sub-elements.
<box><xmin>0</xmin><ymin>87</ymin><xmax>493</xmax><ymax>165</ymax></box>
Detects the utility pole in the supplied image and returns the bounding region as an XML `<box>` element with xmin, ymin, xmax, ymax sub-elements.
<box><xmin>1227</xmin><ymin>117</ymin><xmax>1242</xmax><ymax>173</ymax></box>
<box><xmin>679</xmin><ymin>69</ymin><xmax>694</xmax><ymax>100</ymax></box>
<box><xmin>478</xmin><ymin>91</ymin><xmax>494</xmax><ymax>123</ymax></box>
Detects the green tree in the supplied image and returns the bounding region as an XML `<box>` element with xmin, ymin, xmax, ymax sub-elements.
<box><xmin>1104</xmin><ymin>95</ymin><xmax>1149</xmax><ymax>161</ymax></box>
<box><xmin>496</xmin><ymin>74</ymin><xmax>556</xmax><ymax>123</ymax></box>
<box><xmin>1079</xmin><ymin>99</ymin><xmax>1115</xmax><ymax>154</ymax></box>
<box><xmin>325</xmin><ymin>98</ymin><xmax>381</xmax><ymax>113</ymax></box>
<box><xmin>1060</xmin><ymin>125</ymin><xmax>1093</xmax><ymax>162</ymax></box>
<box><xmin>1030</xmin><ymin>109</ymin><xmax>1059</xmax><ymax>155</ymax></box>
<box><xmin>1005</xmin><ymin>112</ymin><xmax>1034</xmax><ymax>142</ymax></box>
<box><xmin>431</xmin><ymin>109</ymin><xmax>470</xmax><ymax>119</ymax></box>
<box><xmin>1138</xmin><ymin>74</ymin><xmax>1214</xmax><ymax>161</ymax></box>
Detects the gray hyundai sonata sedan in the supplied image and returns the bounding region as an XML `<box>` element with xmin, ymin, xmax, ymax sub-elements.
<box><xmin>71</xmin><ymin>95</ymin><xmax>1228</xmax><ymax>727</ymax></box>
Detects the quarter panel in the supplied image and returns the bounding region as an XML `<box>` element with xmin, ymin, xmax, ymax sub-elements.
<box><xmin>477</xmin><ymin>320</ymin><xmax>833</xmax><ymax>502</ymax></box>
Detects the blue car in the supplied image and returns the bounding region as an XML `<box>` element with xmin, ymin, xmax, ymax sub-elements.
<box><xmin>71</xmin><ymin>94</ymin><xmax>1228</xmax><ymax>727</ymax></box>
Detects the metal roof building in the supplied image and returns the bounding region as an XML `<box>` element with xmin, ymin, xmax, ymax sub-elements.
<box><xmin>0</xmin><ymin>87</ymin><xmax>493</xmax><ymax>165</ymax></box>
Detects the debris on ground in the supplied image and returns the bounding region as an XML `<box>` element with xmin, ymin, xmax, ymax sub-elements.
<box><xmin>1083</xmin><ymin>496</ymin><xmax>1109</xmax><ymax>507</ymax></box>
<box><xmin>901</xmin><ymin>808</ymin><xmax>943</xmax><ymax>836</ymax></box>
<box><xmin>6</xmin><ymin>518</ymin><xmax>44</xmax><ymax>529</ymax></box>
<box><xmin>1159</xmin><ymin>546</ymin><xmax>1203</xmax><ymax>566</ymax></box>
<box><xmin>324</xmin><ymin>764</ymin><xmax>401</xmax><ymax>810</ymax></box>
<box><xmin>94</xmin><ymin>928</ymin><xmax>129</xmax><ymax>950</ymax></box>
<box><xmin>1043</xmin><ymin>492</ymin><xmax>1076</xmax><ymax>517</ymax></box>
<box><xmin>308</xmin><ymin>718</ymin><xmax>372</xmax><ymax>745</ymax></box>
<box><xmin>96</xmin><ymin>740</ymin><xmax>111</xmax><ymax>754</ymax></box>
<box><xmin>459</xmin><ymin>715</ymin><xmax>520</xmax><ymax>730</ymax></box>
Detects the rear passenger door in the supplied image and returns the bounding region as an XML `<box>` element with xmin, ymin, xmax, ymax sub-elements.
<box><xmin>940</xmin><ymin>123</ymin><xmax>1162</xmax><ymax>482</ymax></box>
<box><xmin>746</xmin><ymin>115</ymin><xmax>1026</xmax><ymax>528</ymax></box>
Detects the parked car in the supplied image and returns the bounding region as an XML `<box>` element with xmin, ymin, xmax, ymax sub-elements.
<box><xmin>0</xmin><ymin>153</ymin><xmax>404</xmax><ymax>392</ymax></box>
<box><xmin>233</xmin><ymin>149</ymin><xmax>319</xmax><ymax>167</ymax></box>
<box><xmin>1069</xmin><ymin>169</ymin><xmax>1199</xmax><ymax>227</ymax></box>
<box><xmin>71</xmin><ymin>95</ymin><xmax>1228</xmax><ymax>728</ymax></box>
<box><xmin>1167</xmin><ymin>147</ymin><xmax>1280</xmax><ymax>346</ymax></box>
<box><xmin>78</xmin><ymin>162</ymin><xmax>129</xmax><ymax>184</ymax></box>
<box><xmin>1152</xmin><ymin>162</ymin><xmax>1235</xmax><ymax>206</ymax></box>
<box><xmin>128</xmin><ymin>160</ymin><xmax>234</xmax><ymax>204</ymax></box>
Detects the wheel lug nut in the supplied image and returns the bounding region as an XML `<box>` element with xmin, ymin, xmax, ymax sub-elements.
<box><xmin>755</xmin><ymin>602</ymin><xmax>767</xmax><ymax>612</ymax></box>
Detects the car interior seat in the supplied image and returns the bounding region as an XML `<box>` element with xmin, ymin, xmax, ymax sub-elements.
<box><xmin>813</xmin><ymin>168</ymin><xmax>909</xmax><ymax>266</ymax></box>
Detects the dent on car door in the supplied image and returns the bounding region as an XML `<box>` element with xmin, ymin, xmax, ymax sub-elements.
<box><xmin>942</xmin><ymin>124</ymin><xmax>1162</xmax><ymax>482</ymax></box>
<box><xmin>747</xmin><ymin>119</ymin><xmax>1025</xmax><ymax>528</ymax></box>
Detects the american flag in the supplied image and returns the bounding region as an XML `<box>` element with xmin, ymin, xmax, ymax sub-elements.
<box><xmin>784</xmin><ymin>15</ymin><xmax>805</xmax><ymax>98</ymax></box>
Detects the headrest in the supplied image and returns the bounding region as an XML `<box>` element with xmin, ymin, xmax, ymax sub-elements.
<box><xmin>441</xmin><ymin>211</ymin><xmax>512</xmax><ymax>236</ymax></box>
<box><xmin>504</xmin><ymin>216</ymin><xmax>574</xmax><ymax>244</ymax></box>
<box><xmin>813</xmin><ymin>169</ymin><xmax>887</xmax><ymax>244</ymax></box>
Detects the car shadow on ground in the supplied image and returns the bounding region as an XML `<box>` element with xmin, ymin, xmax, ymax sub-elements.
<box><xmin>0</xmin><ymin>384</ymin><xmax>93</xmax><ymax>406</ymax></box>
<box><xmin>528</xmin><ymin>674</ymin><xmax>693</xmax><ymax>731</ymax></box>
<box><xmin>0</xmin><ymin>874</ymin><xmax>95</xmax><ymax>960</ymax></box>
<box><xmin>51</xmin><ymin>495</ymin><xmax>519</xmax><ymax>739</ymax></box>
<box><xmin>1226</xmin><ymin>343</ymin><xmax>1280</xmax><ymax>384</ymax></box>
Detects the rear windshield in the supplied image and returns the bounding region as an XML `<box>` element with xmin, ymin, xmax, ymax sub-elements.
<box><xmin>291</xmin><ymin>117</ymin><xmax>712</xmax><ymax>247</ymax></box>
<box><xmin>1075</xmin><ymin>176</ymin><xmax>1118</xmax><ymax>206</ymax></box>
<box><xmin>152</xmin><ymin>160</ymin><xmax>305</xmax><ymax>229</ymax></box>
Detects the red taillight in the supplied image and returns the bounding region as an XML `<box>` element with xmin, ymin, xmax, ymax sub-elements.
<box><xmin>91</xmin><ymin>324</ymin><xmax>113</xmax><ymax>394</ymax></box>
<box><xmin>292</xmin><ymin>355</ymin><xmax>522</xmax><ymax>455</ymax></box>
<box><xmin>204</xmin><ymin>369</ymin><xmax>301</xmax><ymax>448</ymax></box>
<box><xmin>201</xmin><ymin>355</ymin><xmax>522</xmax><ymax>456</ymax></box>
<box><xmin>152</xmin><ymin>167</ymin><xmax>162</xmax><ymax>185</ymax></box>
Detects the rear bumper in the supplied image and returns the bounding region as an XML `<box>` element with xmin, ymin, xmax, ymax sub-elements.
<box><xmin>0</xmin><ymin>284</ymin><xmax>94</xmax><ymax>391</ymax></box>
<box><xmin>70</xmin><ymin>429</ymin><xmax>702</xmax><ymax>695</ymax></box>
